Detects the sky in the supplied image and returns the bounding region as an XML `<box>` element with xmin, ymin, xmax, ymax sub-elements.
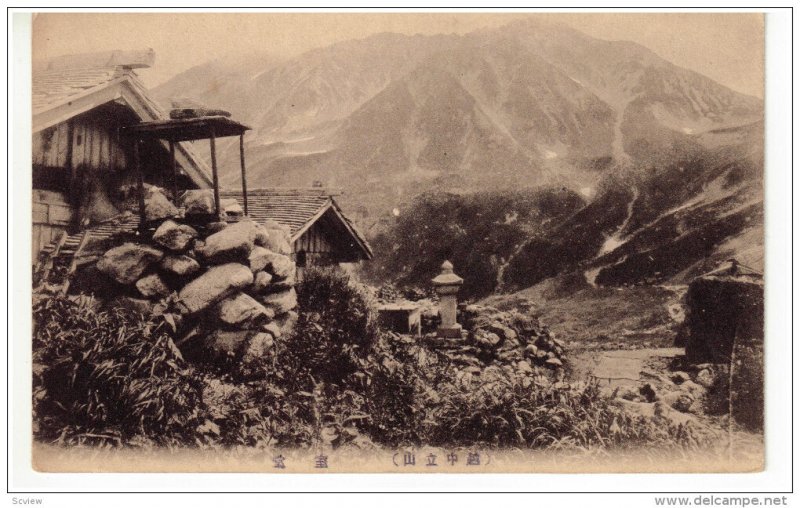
<box><xmin>31</xmin><ymin>11</ymin><xmax>764</xmax><ymax>98</ymax></box>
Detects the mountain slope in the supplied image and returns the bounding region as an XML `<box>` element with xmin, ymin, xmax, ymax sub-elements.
<box><xmin>153</xmin><ymin>19</ymin><xmax>763</xmax><ymax>294</ymax></box>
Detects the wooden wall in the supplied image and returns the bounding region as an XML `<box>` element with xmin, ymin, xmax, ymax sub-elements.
<box><xmin>32</xmin><ymin>190</ymin><xmax>73</xmax><ymax>260</ymax></box>
<box><xmin>32</xmin><ymin>114</ymin><xmax>129</xmax><ymax>175</ymax></box>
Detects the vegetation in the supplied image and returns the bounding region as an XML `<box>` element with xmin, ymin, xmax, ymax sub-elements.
<box><xmin>32</xmin><ymin>294</ymin><xmax>205</xmax><ymax>446</ymax></box>
<box><xmin>33</xmin><ymin>271</ymin><xmax>715</xmax><ymax>453</ymax></box>
<box><xmin>362</xmin><ymin>188</ymin><xmax>585</xmax><ymax>299</ymax></box>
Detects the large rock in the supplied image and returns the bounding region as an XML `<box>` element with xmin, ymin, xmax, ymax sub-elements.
<box><xmin>160</xmin><ymin>254</ymin><xmax>201</xmax><ymax>277</ymax></box>
<box><xmin>252</xmin><ymin>271</ymin><xmax>273</xmax><ymax>292</ymax></box>
<box><xmin>221</xmin><ymin>198</ymin><xmax>244</xmax><ymax>218</ymax></box>
<box><xmin>248</xmin><ymin>246</ymin><xmax>271</xmax><ymax>273</ymax></box>
<box><xmin>200</xmin><ymin>220</ymin><xmax>259</xmax><ymax>264</ymax></box>
<box><xmin>260</xmin><ymin>288</ymin><xmax>297</xmax><ymax>316</ymax></box>
<box><xmin>242</xmin><ymin>332</ymin><xmax>275</xmax><ymax>364</ymax></box>
<box><xmin>264</xmin><ymin>251</ymin><xmax>295</xmax><ymax>279</ymax></box>
<box><xmin>136</xmin><ymin>273</ymin><xmax>170</xmax><ymax>298</ymax></box>
<box><xmin>178</xmin><ymin>263</ymin><xmax>253</xmax><ymax>314</ymax></box>
<box><xmin>259</xmin><ymin>221</ymin><xmax>293</xmax><ymax>255</ymax></box>
<box><xmin>96</xmin><ymin>243</ymin><xmax>164</xmax><ymax>284</ymax></box>
<box><xmin>215</xmin><ymin>292</ymin><xmax>274</xmax><ymax>327</ymax></box>
<box><xmin>275</xmin><ymin>310</ymin><xmax>299</xmax><ymax>336</ymax></box>
<box><xmin>152</xmin><ymin>220</ymin><xmax>198</xmax><ymax>251</ymax></box>
<box><xmin>204</xmin><ymin>330</ymin><xmax>251</xmax><ymax>356</ymax></box>
<box><xmin>180</xmin><ymin>189</ymin><xmax>216</xmax><ymax>216</ymax></box>
<box><xmin>144</xmin><ymin>187</ymin><xmax>179</xmax><ymax>222</ymax></box>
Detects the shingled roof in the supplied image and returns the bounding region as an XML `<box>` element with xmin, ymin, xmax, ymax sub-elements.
<box><xmin>33</xmin><ymin>66</ymin><xmax>125</xmax><ymax>115</ymax></box>
<box><xmin>32</xmin><ymin>50</ymin><xmax>212</xmax><ymax>188</ymax></box>
<box><xmin>220</xmin><ymin>188</ymin><xmax>373</xmax><ymax>259</ymax></box>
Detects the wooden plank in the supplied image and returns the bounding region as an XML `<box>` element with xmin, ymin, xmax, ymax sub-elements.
<box><xmin>34</xmin><ymin>229</ymin><xmax>68</xmax><ymax>282</ymax></box>
<box><xmin>32</xmin><ymin>202</ymin><xmax>48</xmax><ymax>224</ymax></box>
<box><xmin>56</xmin><ymin>122</ymin><xmax>69</xmax><ymax>167</ymax></box>
<box><xmin>61</xmin><ymin>231</ymin><xmax>92</xmax><ymax>295</ymax></box>
<box><xmin>209</xmin><ymin>126</ymin><xmax>220</xmax><ymax>216</ymax></box>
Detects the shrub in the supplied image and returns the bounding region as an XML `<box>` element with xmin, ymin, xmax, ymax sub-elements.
<box><xmin>287</xmin><ymin>267</ymin><xmax>379</xmax><ymax>388</ymax></box>
<box><xmin>32</xmin><ymin>294</ymin><xmax>205</xmax><ymax>446</ymax></box>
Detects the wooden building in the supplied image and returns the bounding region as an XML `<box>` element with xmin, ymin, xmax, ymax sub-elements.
<box><xmin>220</xmin><ymin>188</ymin><xmax>373</xmax><ymax>268</ymax></box>
<box><xmin>32</xmin><ymin>49</ymin><xmax>212</xmax><ymax>258</ymax></box>
<box><xmin>34</xmin><ymin>50</ymin><xmax>371</xmax><ymax>272</ymax></box>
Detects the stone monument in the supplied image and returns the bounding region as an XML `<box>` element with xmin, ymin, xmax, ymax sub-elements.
<box><xmin>432</xmin><ymin>260</ymin><xmax>464</xmax><ymax>338</ymax></box>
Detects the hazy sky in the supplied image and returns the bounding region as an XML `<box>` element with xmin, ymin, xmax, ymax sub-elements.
<box><xmin>31</xmin><ymin>11</ymin><xmax>764</xmax><ymax>98</ymax></box>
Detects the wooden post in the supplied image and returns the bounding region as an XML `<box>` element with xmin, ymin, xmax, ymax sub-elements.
<box><xmin>134</xmin><ymin>139</ymin><xmax>146</xmax><ymax>228</ymax></box>
<box><xmin>169</xmin><ymin>140</ymin><xmax>178</xmax><ymax>202</ymax></box>
<box><xmin>209</xmin><ymin>126</ymin><xmax>221</xmax><ymax>217</ymax></box>
<box><xmin>239</xmin><ymin>133</ymin><xmax>248</xmax><ymax>216</ymax></box>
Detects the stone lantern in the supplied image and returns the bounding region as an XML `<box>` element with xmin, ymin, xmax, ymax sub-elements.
<box><xmin>432</xmin><ymin>260</ymin><xmax>464</xmax><ymax>338</ymax></box>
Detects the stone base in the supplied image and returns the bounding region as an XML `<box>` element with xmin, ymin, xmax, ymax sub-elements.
<box><xmin>436</xmin><ymin>324</ymin><xmax>463</xmax><ymax>338</ymax></box>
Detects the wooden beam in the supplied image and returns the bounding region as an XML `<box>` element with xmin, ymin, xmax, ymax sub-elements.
<box><xmin>209</xmin><ymin>125</ymin><xmax>221</xmax><ymax>217</ymax></box>
<box><xmin>239</xmin><ymin>133</ymin><xmax>248</xmax><ymax>216</ymax></box>
<box><xmin>134</xmin><ymin>139</ymin><xmax>146</xmax><ymax>228</ymax></box>
<box><xmin>169</xmin><ymin>140</ymin><xmax>178</xmax><ymax>201</ymax></box>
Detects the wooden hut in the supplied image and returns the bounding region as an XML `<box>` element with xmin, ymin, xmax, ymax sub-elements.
<box><xmin>31</xmin><ymin>49</ymin><xmax>212</xmax><ymax>258</ymax></box>
<box><xmin>220</xmin><ymin>188</ymin><xmax>373</xmax><ymax>269</ymax></box>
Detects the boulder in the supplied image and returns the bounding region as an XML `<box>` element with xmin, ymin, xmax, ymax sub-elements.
<box><xmin>243</xmin><ymin>332</ymin><xmax>274</xmax><ymax>360</ymax></box>
<box><xmin>215</xmin><ymin>292</ymin><xmax>274</xmax><ymax>327</ymax></box>
<box><xmin>475</xmin><ymin>331</ymin><xmax>501</xmax><ymax>348</ymax></box>
<box><xmin>152</xmin><ymin>220</ymin><xmax>198</xmax><ymax>251</ymax></box>
<box><xmin>695</xmin><ymin>368</ymin><xmax>716</xmax><ymax>388</ymax></box>
<box><xmin>545</xmin><ymin>357</ymin><xmax>563</xmax><ymax>368</ymax></box>
<box><xmin>160</xmin><ymin>255</ymin><xmax>201</xmax><ymax>277</ymax></box>
<box><xmin>264</xmin><ymin>271</ymin><xmax>296</xmax><ymax>293</ymax></box>
<box><xmin>275</xmin><ymin>310</ymin><xmax>299</xmax><ymax>335</ymax></box>
<box><xmin>144</xmin><ymin>187</ymin><xmax>179</xmax><ymax>222</ymax></box>
<box><xmin>261</xmin><ymin>321</ymin><xmax>282</xmax><ymax>338</ymax></box>
<box><xmin>204</xmin><ymin>330</ymin><xmax>251</xmax><ymax>356</ymax></box>
<box><xmin>678</xmin><ymin>380</ymin><xmax>707</xmax><ymax>399</ymax></box>
<box><xmin>178</xmin><ymin>263</ymin><xmax>253</xmax><ymax>315</ymax></box>
<box><xmin>661</xmin><ymin>391</ymin><xmax>695</xmax><ymax>413</ymax></box>
<box><xmin>614</xmin><ymin>385</ymin><xmax>643</xmax><ymax>402</ymax></box>
<box><xmin>200</xmin><ymin>220</ymin><xmax>259</xmax><ymax>264</ymax></box>
<box><xmin>488</xmin><ymin>322</ymin><xmax>517</xmax><ymax>343</ymax></box>
<box><xmin>221</xmin><ymin>198</ymin><xmax>244</xmax><ymax>218</ymax></box>
<box><xmin>248</xmin><ymin>246</ymin><xmax>271</xmax><ymax>273</ymax></box>
<box><xmin>516</xmin><ymin>360</ymin><xmax>533</xmax><ymax>374</ymax></box>
<box><xmin>639</xmin><ymin>383</ymin><xmax>658</xmax><ymax>403</ymax></box>
<box><xmin>260</xmin><ymin>288</ymin><xmax>297</xmax><ymax>316</ymax></box>
<box><xmin>136</xmin><ymin>273</ymin><xmax>170</xmax><ymax>298</ymax></box>
<box><xmin>253</xmin><ymin>225</ymin><xmax>270</xmax><ymax>248</ymax></box>
<box><xmin>206</xmin><ymin>221</ymin><xmax>228</xmax><ymax>234</ymax></box>
<box><xmin>259</xmin><ymin>225</ymin><xmax>293</xmax><ymax>255</ymax></box>
<box><xmin>96</xmin><ymin>243</ymin><xmax>164</xmax><ymax>284</ymax></box>
<box><xmin>252</xmin><ymin>271</ymin><xmax>273</xmax><ymax>292</ymax></box>
<box><xmin>264</xmin><ymin>251</ymin><xmax>295</xmax><ymax>279</ymax></box>
<box><xmin>670</xmin><ymin>371</ymin><xmax>691</xmax><ymax>385</ymax></box>
<box><xmin>180</xmin><ymin>189</ymin><xmax>216</xmax><ymax>216</ymax></box>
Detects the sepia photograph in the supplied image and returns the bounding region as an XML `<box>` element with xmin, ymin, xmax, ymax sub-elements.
<box><xmin>10</xmin><ymin>7</ymin><xmax>789</xmax><ymax>489</ymax></box>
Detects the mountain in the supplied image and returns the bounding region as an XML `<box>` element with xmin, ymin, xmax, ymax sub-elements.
<box><xmin>153</xmin><ymin>19</ymin><xmax>763</xmax><ymax>293</ymax></box>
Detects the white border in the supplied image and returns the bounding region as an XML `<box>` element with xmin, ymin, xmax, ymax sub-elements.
<box><xmin>4</xmin><ymin>4</ymin><xmax>795</xmax><ymax>501</ymax></box>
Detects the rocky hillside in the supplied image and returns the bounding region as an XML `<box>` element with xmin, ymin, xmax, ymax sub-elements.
<box><xmin>154</xmin><ymin>18</ymin><xmax>763</xmax><ymax>295</ymax></box>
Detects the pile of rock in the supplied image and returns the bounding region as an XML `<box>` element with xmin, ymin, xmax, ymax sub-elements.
<box><xmin>424</xmin><ymin>304</ymin><xmax>567</xmax><ymax>376</ymax></box>
<box><xmin>611</xmin><ymin>361</ymin><xmax>719</xmax><ymax>417</ymax></box>
<box><xmin>74</xmin><ymin>187</ymin><xmax>298</xmax><ymax>373</ymax></box>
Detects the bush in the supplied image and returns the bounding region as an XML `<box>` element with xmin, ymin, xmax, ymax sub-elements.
<box><xmin>32</xmin><ymin>294</ymin><xmax>205</xmax><ymax>446</ymax></box>
<box><xmin>286</xmin><ymin>267</ymin><xmax>379</xmax><ymax>388</ymax></box>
